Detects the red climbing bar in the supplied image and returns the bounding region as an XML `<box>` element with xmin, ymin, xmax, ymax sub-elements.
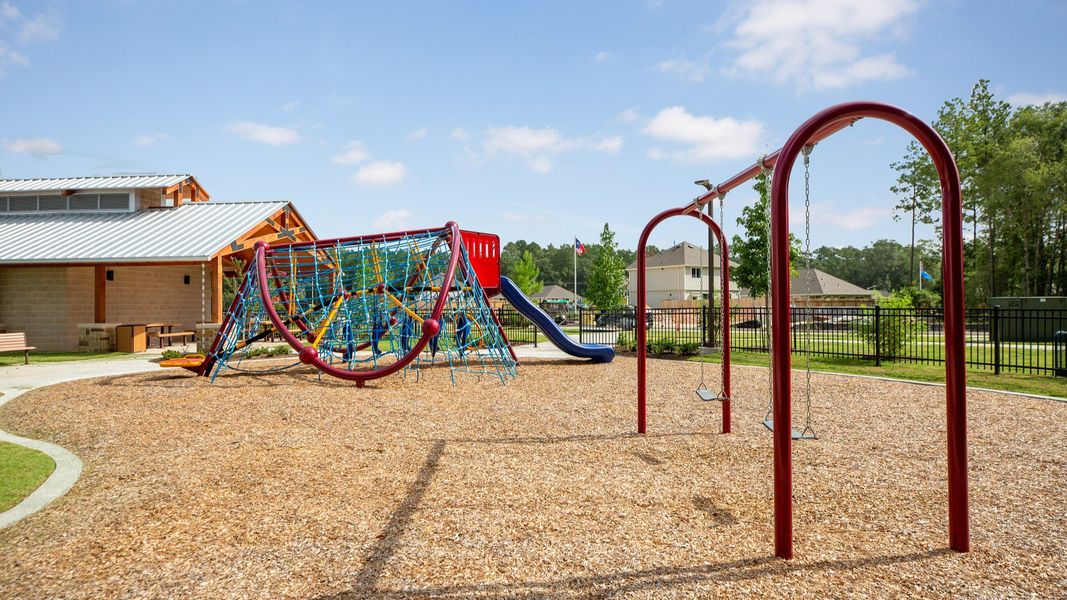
<box><xmin>769</xmin><ymin>101</ymin><xmax>968</xmax><ymax>559</ymax></box>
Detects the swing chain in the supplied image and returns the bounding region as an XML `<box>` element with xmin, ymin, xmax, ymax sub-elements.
<box><xmin>801</xmin><ymin>144</ymin><xmax>816</xmax><ymax>438</ymax></box>
<box><xmin>760</xmin><ymin>158</ymin><xmax>774</xmax><ymax>421</ymax></box>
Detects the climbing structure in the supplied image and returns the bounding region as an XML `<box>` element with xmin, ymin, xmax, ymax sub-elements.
<box><xmin>189</xmin><ymin>222</ymin><xmax>518</xmax><ymax>385</ymax></box>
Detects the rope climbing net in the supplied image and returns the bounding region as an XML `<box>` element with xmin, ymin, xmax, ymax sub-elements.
<box><xmin>204</xmin><ymin>226</ymin><xmax>517</xmax><ymax>385</ymax></box>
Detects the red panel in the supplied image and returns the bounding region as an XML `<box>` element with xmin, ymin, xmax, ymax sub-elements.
<box><xmin>460</xmin><ymin>229</ymin><xmax>501</xmax><ymax>295</ymax></box>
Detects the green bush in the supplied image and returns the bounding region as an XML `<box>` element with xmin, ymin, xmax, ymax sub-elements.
<box><xmin>161</xmin><ymin>349</ymin><xmax>183</xmax><ymax>360</ymax></box>
<box><xmin>677</xmin><ymin>342</ymin><xmax>700</xmax><ymax>355</ymax></box>
<box><xmin>852</xmin><ymin>292</ymin><xmax>925</xmax><ymax>359</ymax></box>
<box><xmin>245</xmin><ymin>344</ymin><xmax>293</xmax><ymax>358</ymax></box>
<box><xmin>616</xmin><ymin>332</ymin><xmax>637</xmax><ymax>351</ymax></box>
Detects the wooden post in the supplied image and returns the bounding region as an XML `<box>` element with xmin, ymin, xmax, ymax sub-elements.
<box><xmin>94</xmin><ymin>265</ymin><xmax>107</xmax><ymax>322</ymax></box>
<box><xmin>210</xmin><ymin>256</ymin><xmax>223</xmax><ymax>322</ymax></box>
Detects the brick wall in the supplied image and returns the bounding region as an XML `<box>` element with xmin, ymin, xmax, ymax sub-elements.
<box><xmin>0</xmin><ymin>266</ymin><xmax>94</xmax><ymax>351</ymax></box>
<box><xmin>0</xmin><ymin>263</ymin><xmax>215</xmax><ymax>352</ymax></box>
<box><xmin>105</xmin><ymin>264</ymin><xmax>215</xmax><ymax>332</ymax></box>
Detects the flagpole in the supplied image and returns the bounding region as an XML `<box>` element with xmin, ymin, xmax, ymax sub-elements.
<box><xmin>574</xmin><ymin>236</ymin><xmax>578</xmax><ymax>309</ymax></box>
<box><xmin>919</xmin><ymin>259</ymin><xmax>923</xmax><ymax>290</ymax></box>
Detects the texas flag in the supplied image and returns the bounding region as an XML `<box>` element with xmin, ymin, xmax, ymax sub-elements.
<box><xmin>575</xmin><ymin>238</ymin><xmax>586</xmax><ymax>256</ymax></box>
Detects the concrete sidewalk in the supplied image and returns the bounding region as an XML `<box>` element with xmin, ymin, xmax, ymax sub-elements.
<box><xmin>0</xmin><ymin>355</ymin><xmax>162</xmax><ymax>529</ymax></box>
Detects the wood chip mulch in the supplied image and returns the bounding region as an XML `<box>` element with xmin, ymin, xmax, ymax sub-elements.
<box><xmin>0</xmin><ymin>356</ymin><xmax>1064</xmax><ymax>598</ymax></box>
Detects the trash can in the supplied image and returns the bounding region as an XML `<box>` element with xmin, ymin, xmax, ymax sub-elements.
<box><xmin>116</xmin><ymin>324</ymin><xmax>147</xmax><ymax>353</ymax></box>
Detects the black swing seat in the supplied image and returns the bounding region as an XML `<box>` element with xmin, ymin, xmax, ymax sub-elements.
<box><xmin>762</xmin><ymin>418</ymin><xmax>817</xmax><ymax>440</ymax></box>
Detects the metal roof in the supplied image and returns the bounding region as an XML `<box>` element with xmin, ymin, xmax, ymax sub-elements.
<box><xmin>0</xmin><ymin>174</ymin><xmax>193</xmax><ymax>193</ymax></box>
<box><xmin>0</xmin><ymin>201</ymin><xmax>291</xmax><ymax>263</ymax></box>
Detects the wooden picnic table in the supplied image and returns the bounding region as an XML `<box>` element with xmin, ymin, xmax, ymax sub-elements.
<box><xmin>143</xmin><ymin>322</ymin><xmax>194</xmax><ymax>348</ymax></box>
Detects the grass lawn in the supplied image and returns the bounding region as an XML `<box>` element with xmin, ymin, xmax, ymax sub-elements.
<box><xmin>691</xmin><ymin>351</ymin><xmax>1067</xmax><ymax>398</ymax></box>
<box><xmin>0</xmin><ymin>442</ymin><xmax>56</xmax><ymax>512</ymax></box>
<box><xmin>0</xmin><ymin>352</ymin><xmax>131</xmax><ymax>368</ymax></box>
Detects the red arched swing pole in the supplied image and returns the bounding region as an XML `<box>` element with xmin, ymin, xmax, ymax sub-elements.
<box><xmin>637</xmin><ymin>207</ymin><xmax>731</xmax><ymax>434</ymax></box>
<box><xmin>769</xmin><ymin>101</ymin><xmax>968</xmax><ymax>559</ymax></box>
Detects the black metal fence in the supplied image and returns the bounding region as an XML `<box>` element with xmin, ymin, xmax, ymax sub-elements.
<box><xmin>493</xmin><ymin>307</ymin><xmax>538</xmax><ymax>347</ymax></box>
<box><xmin>570</xmin><ymin>306</ymin><xmax>1067</xmax><ymax>377</ymax></box>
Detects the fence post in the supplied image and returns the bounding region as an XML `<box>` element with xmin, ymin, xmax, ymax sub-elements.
<box><xmin>874</xmin><ymin>305</ymin><xmax>882</xmax><ymax>367</ymax></box>
<box><xmin>578</xmin><ymin>307</ymin><xmax>584</xmax><ymax>344</ymax></box>
<box><xmin>701</xmin><ymin>306</ymin><xmax>707</xmax><ymax>347</ymax></box>
<box><xmin>992</xmin><ymin>305</ymin><xmax>1000</xmax><ymax>375</ymax></box>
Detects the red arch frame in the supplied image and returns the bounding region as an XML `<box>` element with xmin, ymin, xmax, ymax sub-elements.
<box><xmin>255</xmin><ymin>221</ymin><xmax>463</xmax><ymax>386</ymax></box>
<box><xmin>769</xmin><ymin>101</ymin><xmax>968</xmax><ymax>559</ymax></box>
<box><xmin>637</xmin><ymin>207</ymin><xmax>732</xmax><ymax>434</ymax></box>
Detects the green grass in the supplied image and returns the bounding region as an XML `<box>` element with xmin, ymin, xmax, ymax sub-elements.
<box><xmin>0</xmin><ymin>351</ymin><xmax>131</xmax><ymax>367</ymax></box>
<box><xmin>690</xmin><ymin>351</ymin><xmax>1067</xmax><ymax>398</ymax></box>
<box><xmin>0</xmin><ymin>442</ymin><xmax>56</xmax><ymax>512</ymax></box>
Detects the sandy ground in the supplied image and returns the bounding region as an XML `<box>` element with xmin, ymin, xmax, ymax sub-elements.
<box><xmin>0</xmin><ymin>356</ymin><xmax>1064</xmax><ymax>598</ymax></box>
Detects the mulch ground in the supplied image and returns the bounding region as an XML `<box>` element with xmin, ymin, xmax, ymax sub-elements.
<box><xmin>0</xmin><ymin>356</ymin><xmax>1064</xmax><ymax>598</ymax></box>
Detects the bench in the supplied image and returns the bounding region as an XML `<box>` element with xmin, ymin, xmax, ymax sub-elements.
<box><xmin>148</xmin><ymin>331</ymin><xmax>195</xmax><ymax>348</ymax></box>
<box><xmin>0</xmin><ymin>332</ymin><xmax>36</xmax><ymax>364</ymax></box>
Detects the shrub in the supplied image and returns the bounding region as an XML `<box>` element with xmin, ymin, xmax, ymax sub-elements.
<box><xmin>161</xmin><ymin>349</ymin><xmax>183</xmax><ymax>360</ymax></box>
<box><xmin>616</xmin><ymin>332</ymin><xmax>636</xmax><ymax>351</ymax></box>
<box><xmin>852</xmin><ymin>292</ymin><xmax>925</xmax><ymax>359</ymax></box>
<box><xmin>677</xmin><ymin>342</ymin><xmax>700</xmax><ymax>355</ymax></box>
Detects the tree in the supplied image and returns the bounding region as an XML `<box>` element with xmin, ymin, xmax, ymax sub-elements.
<box><xmin>584</xmin><ymin>223</ymin><xmax>627</xmax><ymax>309</ymax></box>
<box><xmin>730</xmin><ymin>172</ymin><xmax>800</xmax><ymax>297</ymax></box>
<box><xmin>511</xmin><ymin>250</ymin><xmax>543</xmax><ymax>295</ymax></box>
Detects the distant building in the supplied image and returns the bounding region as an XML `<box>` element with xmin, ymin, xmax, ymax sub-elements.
<box><xmin>789</xmin><ymin>268</ymin><xmax>876</xmax><ymax>306</ymax></box>
<box><xmin>0</xmin><ymin>174</ymin><xmax>316</xmax><ymax>351</ymax></box>
<box><xmin>530</xmin><ymin>284</ymin><xmax>584</xmax><ymax>305</ymax></box>
<box><xmin>625</xmin><ymin>241</ymin><xmax>739</xmax><ymax>307</ymax></box>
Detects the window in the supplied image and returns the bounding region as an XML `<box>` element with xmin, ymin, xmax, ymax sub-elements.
<box><xmin>1</xmin><ymin>192</ymin><xmax>133</xmax><ymax>212</ymax></box>
<box><xmin>691</xmin><ymin>267</ymin><xmax>702</xmax><ymax>279</ymax></box>
<box><xmin>9</xmin><ymin>196</ymin><xmax>37</xmax><ymax>211</ymax></box>
<box><xmin>38</xmin><ymin>195</ymin><xmax>65</xmax><ymax>211</ymax></box>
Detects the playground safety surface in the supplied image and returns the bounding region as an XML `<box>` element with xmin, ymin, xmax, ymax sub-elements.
<box><xmin>0</xmin><ymin>356</ymin><xmax>1064</xmax><ymax>598</ymax></box>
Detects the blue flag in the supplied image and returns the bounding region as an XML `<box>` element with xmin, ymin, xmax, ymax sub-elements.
<box><xmin>920</xmin><ymin>270</ymin><xmax>933</xmax><ymax>281</ymax></box>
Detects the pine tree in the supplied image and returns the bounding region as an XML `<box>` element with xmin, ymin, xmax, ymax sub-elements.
<box><xmin>511</xmin><ymin>250</ymin><xmax>543</xmax><ymax>295</ymax></box>
<box><xmin>730</xmin><ymin>173</ymin><xmax>800</xmax><ymax>298</ymax></box>
<box><xmin>585</xmin><ymin>223</ymin><xmax>627</xmax><ymax>309</ymax></box>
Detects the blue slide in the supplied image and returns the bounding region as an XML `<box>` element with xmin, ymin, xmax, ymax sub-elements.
<box><xmin>499</xmin><ymin>276</ymin><xmax>614</xmax><ymax>363</ymax></box>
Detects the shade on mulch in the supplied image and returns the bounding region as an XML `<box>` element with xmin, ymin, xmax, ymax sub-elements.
<box><xmin>0</xmin><ymin>356</ymin><xmax>1064</xmax><ymax>598</ymax></box>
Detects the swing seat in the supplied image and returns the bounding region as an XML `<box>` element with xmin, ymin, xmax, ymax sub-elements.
<box><xmin>695</xmin><ymin>387</ymin><xmax>728</xmax><ymax>402</ymax></box>
<box><xmin>762</xmin><ymin>418</ymin><xmax>817</xmax><ymax>440</ymax></box>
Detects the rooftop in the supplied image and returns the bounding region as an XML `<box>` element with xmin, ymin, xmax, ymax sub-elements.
<box><xmin>0</xmin><ymin>201</ymin><xmax>299</xmax><ymax>263</ymax></box>
<box><xmin>0</xmin><ymin>174</ymin><xmax>198</xmax><ymax>193</ymax></box>
<box><xmin>626</xmin><ymin>241</ymin><xmax>738</xmax><ymax>270</ymax></box>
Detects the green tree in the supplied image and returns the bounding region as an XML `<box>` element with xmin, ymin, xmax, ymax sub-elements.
<box><xmin>511</xmin><ymin>250</ymin><xmax>543</xmax><ymax>295</ymax></box>
<box><xmin>585</xmin><ymin>223</ymin><xmax>627</xmax><ymax>309</ymax></box>
<box><xmin>730</xmin><ymin>172</ymin><xmax>800</xmax><ymax>297</ymax></box>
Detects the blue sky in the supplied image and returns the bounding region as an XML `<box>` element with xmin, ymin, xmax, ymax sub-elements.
<box><xmin>1</xmin><ymin>0</ymin><xmax>1065</xmax><ymax>252</ymax></box>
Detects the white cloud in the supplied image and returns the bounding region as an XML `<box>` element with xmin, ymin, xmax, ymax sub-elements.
<box><xmin>480</xmin><ymin>126</ymin><xmax>623</xmax><ymax>173</ymax></box>
<box><xmin>226</xmin><ymin>121</ymin><xmax>299</xmax><ymax>145</ymax></box>
<box><xmin>615</xmin><ymin>108</ymin><xmax>640</xmax><ymax>124</ymax></box>
<box><xmin>450</xmin><ymin>128</ymin><xmax>470</xmax><ymax>142</ymax></box>
<box><xmin>373</xmin><ymin>209</ymin><xmax>413</xmax><ymax>230</ymax></box>
<box><xmin>3</xmin><ymin>137</ymin><xmax>62</xmax><ymax>156</ymax></box>
<box><xmin>791</xmin><ymin>202</ymin><xmax>889</xmax><ymax>230</ymax></box>
<box><xmin>354</xmin><ymin>161</ymin><xmax>407</xmax><ymax>187</ymax></box>
<box><xmin>332</xmin><ymin>140</ymin><xmax>370</xmax><ymax>164</ymax></box>
<box><xmin>594</xmin><ymin>51</ymin><xmax>610</xmax><ymax>63</ymax></box>
<box><xmin>657</xmin><ymin>57</ymin><xmax>710</xmax><ymax>82</ymax></box>
<box><xmin>642</xmin><ymin>106</ymin><xmax>763</xmax><ymax>161</ymax></box>
<box><xmin>16</xmin><ymin>8</ymin><xmax>61</xmax><ymax>43</ymax></box>
<box><xmin>0</xmin><ymin>2</ymin><xmax>20</xmax><ymax>22</ymax></box>
<box><xmin>134</xmin><ymin>133</ymin><xmax>170</xmax><ymax>147</ymax></box>
<box><xmin>409</xmin><ymin>127</ymin><xmax>428</xmax><ymax>140</ymax></box>
<box><xmin>0</xmin><ymin>43</ymin><xmax>28</xmax><ymax>72</ymax></box>
<box><xmin>1007</xmin><ymin>92</ymin><xmax>1067</xmax><ymax>107</ymax></box>
<box><xmin>280</xmin><ymin>100</ymin><xmax>299</xmax><ymax>112</ymax></box>
<box><xmin>724</xmin><ymin>0</ymin><xmax>918</xmax><ymax>90</ymax></box>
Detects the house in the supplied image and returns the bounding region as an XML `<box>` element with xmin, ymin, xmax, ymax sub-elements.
<box><xmin>0</xmin><ymin>174</ymin><xmax>316</xmax><ymax>351</ymax></box>
<box><xmin>530</xmin><ymin>284</ymin><xmax>584</xmax><ymax>305</ymax></box>
<box><xmin>625</xmin><ymin>241</ymin><xmax>739</xmax><ymax>307</ymax></box>
<box><xmin>789</xmin><ymin>268</ymin><xmax>876</xmax><ymax>306</ymax></box>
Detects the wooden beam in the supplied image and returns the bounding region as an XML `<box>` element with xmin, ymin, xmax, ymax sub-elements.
<box><xmin>94</xmin><ymin>265</ymin><xmax>106</xmax><ymax>322</ymax></box>
<box><xmin>210</xmin><ymin>256</ymin><xmax>223</xmax><ymax>322</ymax></box>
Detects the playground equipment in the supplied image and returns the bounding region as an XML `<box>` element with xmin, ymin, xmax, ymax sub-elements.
<box><xmin>164</xmin><ymin>222</ymin><xmax>612</xmax><ymax>384</ymax></box>
<box><xmin>636</xmin><ymin>209</ymin><xmax>731</xmax><ymax>433</ymax></box>
<box><xmin>635</xmin><ymin>101</ymin><xmax>969</xmax><ymax>560</ymax></box>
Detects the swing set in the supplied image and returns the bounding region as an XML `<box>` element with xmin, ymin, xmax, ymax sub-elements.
<box><xmin>635</xmin><ymin>101</ymin><xmax>970</xmax><ymax>560</ymax></box>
